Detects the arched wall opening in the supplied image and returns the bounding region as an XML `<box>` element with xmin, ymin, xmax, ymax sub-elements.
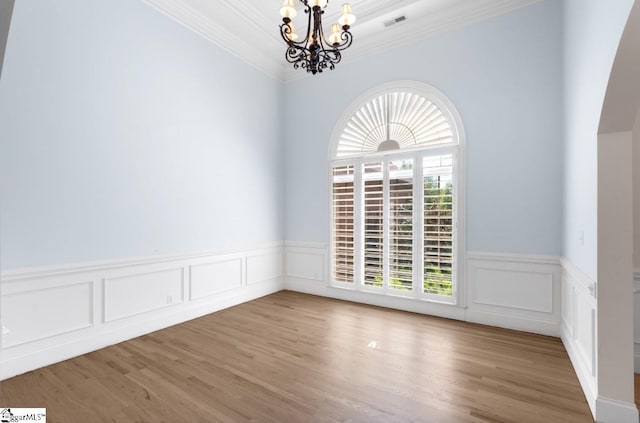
<box><xmin>597</xmin><ymin>0</ymin><xmax>640</xmax><ymax>421</ymax></box>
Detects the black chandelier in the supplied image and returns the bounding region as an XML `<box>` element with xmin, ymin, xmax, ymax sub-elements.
<box><xmin>279</xmin><ymin>0</ymin><xmax>356</xmax><ymax>75</ymax></box>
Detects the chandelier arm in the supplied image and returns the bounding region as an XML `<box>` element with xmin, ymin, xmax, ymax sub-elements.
<box><xmin>317</xmin><ymin>35</ymin><xmax>339</xmax><ymax>62</ymax></box>
<box><xmin>332</xmin><ymin>30</ymin><xmax>353</xmax><ymax>51</ymax></box>
<box><xmin>279</xmin><ymin>24</ymin><xmax>309</xmax><ymax>49</ymax></box>
<box><xmin>320</xmin><ymin>48</ymin><xmax>337</xmax><ymax>71</ymax></box>
<box><xmin>319</xmin><ymin>49</ymin><xmax>342</xmax><ymax>69</ymax></box>
<box><xmin>286</xmin><ymin>46</ymin><xmax>306</xmax><ymax>61</ymax></box>
<box><xmin>301</xmin><ymin>3</ymin><xmax>313</xmax><ymax>45</ymax></box>
<box><xmin>279</xmin><ymin>23</ymin><xmax>294</xmax><ymax>45</ymax></box>
<box><xmin>316</xmin><ymin>12</ymin><xmax>333</xmax><ymax>47</ymax></box>
<box><xmin>322</xmin><ymin>48</ymin><xmax>342</xmax><ymax>62</ymax></box>
<box><xmin>315</xmin><ymin>18</ymin><xmax>343</xmax><ymax>72</ymax></box>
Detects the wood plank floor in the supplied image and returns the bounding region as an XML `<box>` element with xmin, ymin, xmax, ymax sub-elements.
<box><xmin>635</xmin><ymin>374</ymin><xmax>640</xmax><ymax>409</ymax></box>
<box><xmin>1</xmin><ymin>291</ymin><xmax>593</xmax><ymax>422</ymax></box>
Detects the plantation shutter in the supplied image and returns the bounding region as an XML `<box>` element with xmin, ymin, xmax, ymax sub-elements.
<box><xmin>423</xmin><ymin>154</ymin><xmax>454</xmax><ymax>296</ymax></box>
<box><xmin>332</xmin><ymin>165</ymin><xmax>355</xmax><ymax>283</ymax></box>
<box><xmin>330</xmin><ymin>86</ymin><xmax>461</xmax><ymax>302</ymax></box>
<box><xmin>363</xmin><ymin>162</ymin><xmax>384</xmax><ymax>287</ymax></box>
<box><xmin>388</xmin><ymin>159</ymin><xmax>414</xmax><ymax>291</ymax></box>
<box><xmin>336</xmin><ymin>92</ymin><xmax>454</xmax><ymax>158</ymax></box>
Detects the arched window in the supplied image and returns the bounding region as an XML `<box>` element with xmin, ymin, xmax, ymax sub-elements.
<box><xmin>329</xmin><ymin>81</ymin><xmax>465</xmax><ymax>303</ymax></box>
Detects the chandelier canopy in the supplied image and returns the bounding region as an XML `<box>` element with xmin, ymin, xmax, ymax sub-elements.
<box><xmin>279</xmin><ymin>0</ymin><xmax>356</xmax><ymax>75</ymax></box>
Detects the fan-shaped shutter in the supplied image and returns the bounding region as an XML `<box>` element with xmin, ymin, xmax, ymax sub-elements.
<box><xmin>336</xmin><ymin>92</ymin><xmax>454</xmax><ymax>158</ymax></box>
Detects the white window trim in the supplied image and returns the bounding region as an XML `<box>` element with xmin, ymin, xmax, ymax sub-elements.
<box><xmin>328</xmin><ymin>81</ymin><xmax>466</xmax><ymax>307</ymax></box>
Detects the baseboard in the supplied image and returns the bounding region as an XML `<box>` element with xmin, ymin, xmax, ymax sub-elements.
<box><xmin>465</xmin><ymin>309</ymin><xmax>559</xmax><ymax>337</ymax></box>
<box><xmin>1</xmin><ymin>244</ymin><xmax>284</xmax><ymax>380</ymax></box>
<box><xmin>286</xmin><ymin>277</ymin><xmax>467</xmax><ymax>321</ymax></box>
<box><xmin>595</xmin><ymin>396</ymin><xmax>638</xmax><ymax>423</ymax></box>
<box><xmin>284</xmin><ymin>243</ymin><xmax>562</xmax><ymax>336</ymax></box>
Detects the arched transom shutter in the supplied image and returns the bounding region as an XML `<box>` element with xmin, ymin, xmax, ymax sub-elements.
<box><xmin>336</xmin><ymin>91</ymin><xmax>454</xmax><ymax>158</ymax></box>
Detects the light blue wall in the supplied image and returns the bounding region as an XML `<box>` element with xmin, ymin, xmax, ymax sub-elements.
<box><xmin>562</xmin><ymin>0</ymin><xmax>634</xmax><ymax>279</ymax></box>
<box><xmin>284</xmin><ymin>1</ymin><xmax>563</xmax><ymax>256</ymax></box>
<box><xmin>6</xmin><ymin>0</ymin><xmax>632</xmax><ymax>273</ymax></box>
<box><xmin>0</xmin><ymin>0</ymin><xmax>284</xmax><ymax>270</ymax></box>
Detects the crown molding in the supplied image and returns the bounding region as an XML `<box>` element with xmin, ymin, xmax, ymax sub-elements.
<box><xmin>141</xmin><ymin>0</ymin><xmax>285</xmax><ymax>80</ymax></box>
<box><xmin>284</xmin><ymin>0</ymin><xmax>543</xmax><ymax>82</ymax></box>
<box><xmin>141</xmin><ymin>0</ymin><xmax>543</xmax><ymax>83</ymax></box>
<box><xmin>392</xmin><ymin>0</ymin><xmax>538</xmax><ymax>41</ymax></box>
<box><xmin>350</xmin><ymin>0</ymin><xmax>543</xmax><ymax>61</ymax></box>
<box><xmin>214</xmin><ymin>0</ymin><xmax>284</xmax><ymax>47</ymax></box>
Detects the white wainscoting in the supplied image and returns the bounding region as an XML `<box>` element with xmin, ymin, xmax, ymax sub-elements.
<box><xmin>634</xmin><ymin>272</ymin><xmax>640</xmax><ymax>373</ymax></box>
<box><xmin>284</xmin><ymin>242</ymin><xmax>562</xmax><ymax>335</ymax></box>
<box><xmin>3</xmin><ymin>281</ymin><xmax>95</xmax><ymax>348</ymax></box>
<box><xmin>104</xmin><ymin>267</ymin><xmax>185</xmax><ymax>322</ymax></box>
<box><xmin>190</xmin><ymin>258</ymin><xmax>243</xmax><ymax>300</ymax></box>
<box><xmin>284</xmin><ymin>242</ymin><xmax>466</xmax><ymax>320</ymax></box>
<box><xmin>465</xmin><ymin>252</ymin><xmax>561</xmax><ymax>336</ymax></box>
<box><xmin>560</xmin><ymin>258</ymin><xmax>597</xmax><ymax>417</ymax></box>
<box><xmin>0</xmin><ymin>243</ymin><xmax>284</xmax><ymax>380</ymax></box>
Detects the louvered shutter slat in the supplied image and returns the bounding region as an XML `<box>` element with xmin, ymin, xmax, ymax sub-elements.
<box><xmin>332</xmin><ymin>165</ymin><xmax>355</xmax><ymax>283</ymax></box>
<box><xmin>363</xmin><ymin>161</ymin><xmax>384</xmax><ymax>287</ymax></box>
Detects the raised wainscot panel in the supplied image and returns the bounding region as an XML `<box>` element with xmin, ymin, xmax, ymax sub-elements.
<box><xmin>246</xmin><ymin>252</ymin><xmax>282</xmax><ymax>285</ymax></box>
<box><xmin>561</xmin><ymin>275</ymin><xmax>574</xmax><ymax>333</ymax></box>
<box><xmin>286</xmin><ymin>251</ymin><xmax>324</xmax><ymax>281</ymax></box>
<box><xmin>104</xmin><ymin>268</ymin><xmax>184</xmax><ymax>322</ymax></box>
<box><xmin>190</xmin><ymin>258</ymin><xmax>242</xmax><ymax>300</ymax></box>
<box><xmin>574</xmin><ymin>293</ymin><xmax>596</xmax><ymax>376</ymax></box>
<box><xmin>473</xmin><ymin>267</ymin><xmax>553</xmax><ymax>313</ymax></box>
<box><xmin>2</xmin><ymin>281</ymin><xmax>94</xmax><ymax>348</ymax></box>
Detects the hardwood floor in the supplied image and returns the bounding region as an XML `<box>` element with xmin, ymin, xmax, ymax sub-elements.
<box><xmin>1</xmin><ymin>291</ymin><xmax>592</xmax><ymax>422</ymax></box>
<box><xmin>635</xmin><ymin>374</ymin><xmax>640</xmax><ymax>409</ymax></box>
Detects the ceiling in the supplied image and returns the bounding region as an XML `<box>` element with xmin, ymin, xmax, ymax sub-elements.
<box><xmin>142</xmin><ymin>0</ymin><xmax>541</xmax><ymax>81</ymax></box>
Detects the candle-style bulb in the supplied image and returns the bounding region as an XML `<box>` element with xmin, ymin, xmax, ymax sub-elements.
<box><xmin>329</xmin><ymin>23</ymin><xmax>342</xmax><ymax>45</ymax></box>
<box><xmin>338</xmin><ymin>3</ymin><xmax>356</xmax><ymax>27</ymax></box>
<box><xmin>280</xmin><ymin>0</ymin><xmax>298</xmax><ymax>19</ymax></box>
